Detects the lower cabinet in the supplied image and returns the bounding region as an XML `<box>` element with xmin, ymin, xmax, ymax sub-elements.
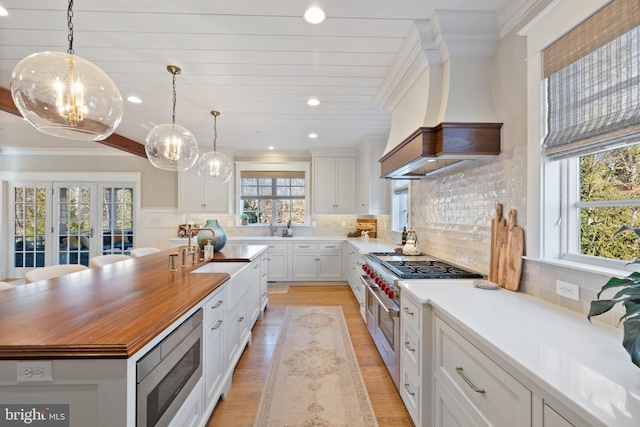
<box><xmin>346</xmin><ymin>244</ymin><xmax>366</xmax><ymax>320</ymax></box>
<box><xmin>203</xmin><ymin>286</ymin><xmax>226</xmax><ymax>415</ymax></box>
<box><xmin>266</xmin><ymin>242</ymin><xmax>289</xmax><ymax>281</ymax></box>
<box><xmin>168</xmin><ymin>379</ymin><xmax>204</xmax><ymax>427</ymax></box>
<box><xmin>291</xmin><ymin>242</ymin><xmax>343</xmax><ymax>280</ymax></box>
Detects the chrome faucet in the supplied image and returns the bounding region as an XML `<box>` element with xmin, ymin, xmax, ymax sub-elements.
<box><xmin>269</xmin><ymin>223</ymin><xmax>277</xmax><ymax>236</ymax></box>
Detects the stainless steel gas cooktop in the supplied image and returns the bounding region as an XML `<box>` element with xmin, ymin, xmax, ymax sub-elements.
<box><xmin>367</xmin><ymin>252</ymin><xmax>483</xmax><ymax>279</ymax></box>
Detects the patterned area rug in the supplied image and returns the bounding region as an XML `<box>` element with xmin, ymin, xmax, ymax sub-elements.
<box><xmin>254</xmin><ymin>306</ymin><xmax>378</xmax><ymax>427</ymax></box>
<box><xmin>267</xmin><ymin>285</ymin><xmax>289</xmax><ymax>294</ymax></box>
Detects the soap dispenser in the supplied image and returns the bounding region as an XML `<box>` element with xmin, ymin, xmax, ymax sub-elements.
<box><xmin>204</xmin><ymin>240</ymin><xmax>213</xmax><ymax>260</ymax></box>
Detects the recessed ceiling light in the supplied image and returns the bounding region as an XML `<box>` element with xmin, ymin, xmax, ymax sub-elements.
<box><xmin>307</xmin><ymin>98</ymin><xmax>320</xmax><ymax>106</ymax></box>
<box><xmin>308</xmin><ymin>133</ymin><xmax>318</xmax><ymax>139</ymax></box>
<box><xmin>0</xmin><ymin>7</ymin><xmax>8</xmax><ymax>17</ymax></box>
<box><xmin>304</xmin><ymin>7</ymin><xmax>325</xmax><ymax>24</ymax></box>
<box><xmin>268</xmin><ymin>146</ymin><xmax>274</xmax><ymax>150</ymax></box>
<box><xmin>127</xmin><ymin>96</ymin><xmax>142</xmax><ymax>104</ymax></box>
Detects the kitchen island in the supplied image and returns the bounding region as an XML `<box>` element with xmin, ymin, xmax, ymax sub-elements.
<box><xmin>0</xmin><ymin>244</ymin><xmax>267</xmax><ymax>427</ymax></box>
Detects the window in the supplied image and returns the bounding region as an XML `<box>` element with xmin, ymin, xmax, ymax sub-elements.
<box><xmin>13</xmin><ymin>184</ymin><xmax>48</xmax><ymax>268</ymax></box>
<box><xmin>541</xmin><ymin>0</ymin><xmax>640</xmax><ymax>268</ymax></box>
<box><xmin>392</xmin><ymin>180</ymin><xmax>410</xmax><ymax>231</ymax></box>
<box><xmin>100</xmin><ymin>185</ymin><xmax>135</xmax><ymax>255</ymax></box>
<box><xmin>236</xmin><ymin>162</ymin><xmax>310</xmax><ymax>226</ymax></box>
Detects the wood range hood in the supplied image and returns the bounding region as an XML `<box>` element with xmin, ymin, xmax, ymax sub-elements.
<box><xmin>379</xmin><ymin>122</ymin><xmax>502</xmax><ymax>179</ymax></box>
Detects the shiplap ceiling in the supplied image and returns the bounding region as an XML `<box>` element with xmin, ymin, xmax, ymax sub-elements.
<box><xmin>0</xmin><ymin>0</ymin><xmax>531</xmax><ymax>156</ymax></box>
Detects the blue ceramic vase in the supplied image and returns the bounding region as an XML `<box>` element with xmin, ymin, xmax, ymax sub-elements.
<box><xmin>196</xmin><ymin>219</ymin><xmax>227</xmax><ymax>251</ymax></box>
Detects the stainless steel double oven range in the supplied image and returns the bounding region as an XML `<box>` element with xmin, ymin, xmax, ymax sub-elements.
<box><xmin>361</xmin><ymin>252</ymin><xmax>483</xmax><ymax>390</ymax></box>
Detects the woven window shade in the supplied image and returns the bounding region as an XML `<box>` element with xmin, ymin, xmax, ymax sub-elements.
<box><xmin>542</xmin><ymin>0</ymin><xmax>640</xmax><ymax>160</ymax></box>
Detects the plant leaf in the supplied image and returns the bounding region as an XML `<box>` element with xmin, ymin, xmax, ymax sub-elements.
<box><xmin>622</xmin><ymin>317</ymin><xmax>640</xmax><ymax>369</ymax></box>
<box><xmin>613</xmin><ymin>224</ymin><xmax>640</xmax><ymax>239</ymax></box>
<box><xmin>598</xmin><ymin>277</ymin><xmax>635</xmax><ymax>298</ymax></box>
<box><xmin>588</xmin><ymin>299</ymin><xmax>620</xmax><ymax>321</ymax></box>
<box><xmin>613</xmin><ymin>286</ymin><xmax>640</xmax><ymax>300</ymax></box>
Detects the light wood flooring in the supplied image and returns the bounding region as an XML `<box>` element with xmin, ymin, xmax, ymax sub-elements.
<box><xmin>205</xmin><ymin>283</ymin><xmax>414</xmax><ymax>427</ymax></box>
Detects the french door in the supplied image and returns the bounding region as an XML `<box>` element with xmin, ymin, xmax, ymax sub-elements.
<box><xmin>8</xmin><ymin>179</ymin><xmax>137</xmax><ymax>278</ymax></box>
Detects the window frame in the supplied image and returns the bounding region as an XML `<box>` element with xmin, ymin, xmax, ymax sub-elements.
<box><xmin>391</xmin><ymin>179</ymin><xmax>410</xmax><ymax>232</ymax></box>
<box><xmin>235</xmin><ymin>162</ymin><xmax>310</xmax><ymax>226</ymax></box>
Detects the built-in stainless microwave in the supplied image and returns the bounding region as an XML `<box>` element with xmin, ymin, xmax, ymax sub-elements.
<box><xmin>137</xmin><ymin>309</ymin><xmax>203</xmax><ymax>427</ymax></box>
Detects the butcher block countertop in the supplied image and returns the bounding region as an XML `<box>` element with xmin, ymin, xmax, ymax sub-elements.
<box><xmin>0</xmin><ymin>244</ymin><xmax>265</xmax><ymax>360</ymax></box>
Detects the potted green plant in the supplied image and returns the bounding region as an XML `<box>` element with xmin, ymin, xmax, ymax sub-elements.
<box><xmin>588</xmin><ymin>224</ymin><xmax>640</xmax><ymax>368</ymax></box>
<box><xmin>240</xmin><ymin>213</ymin><xmax>249</xmax><ymax>225</ymax></box>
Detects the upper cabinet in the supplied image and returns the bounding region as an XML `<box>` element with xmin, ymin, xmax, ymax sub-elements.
<box><xmin>312</xmin><ymin>156</ymin><xmax>356</xmax><ymax>214</ymax></box>
<box><xmin>358</xmin><ymin>141</ymin><xmax>388</xmax><ymax>215</ymax></box>
<box><xmin>178</xmin><ymin>167</ymin><xmax>230</xmax><ymax>213</ymax></box>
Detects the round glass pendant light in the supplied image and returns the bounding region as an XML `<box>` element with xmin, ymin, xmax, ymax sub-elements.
<box><xmin>9</xmin><ymin>0</ymin><xmax>123</xmax><ymax>141</ymax></box>
<box><xmin>145</xmin><ymin>65</ymin><xmax>199</xmax><ymax>172</ymax></box>
<box><xmin>197</xmin><ymin>111</ymin><xmax>233</xmax><ymax>183</ymax></box>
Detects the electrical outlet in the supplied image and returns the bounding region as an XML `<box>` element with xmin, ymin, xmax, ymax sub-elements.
<box><xmin>17</xmin><ymin>361</ymin><xmax>53</xmax><ymax>383</ymax></box>
<box><xmin>341</xmin><ymin>221</ymin><xmax>346</xmax><ymax>227</ymax></box>
<box><xmin>556</xmin><ymin>280</ymin><xmax>580</xmax><ymax>301</ymax></box>
<box><xmin>227</xmin><ymin>220</ymin><xmax>233</xmax><ymax>228</ymax></box>
<box><xmin>312</xmin><ymin>221</ymin><xmax>317</xmax><ymax>228</ymax></box>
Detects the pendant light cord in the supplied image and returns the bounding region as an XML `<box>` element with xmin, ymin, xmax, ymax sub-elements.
<box><xmin>67</xmin><ymin>0</ymin><xmax>74</xmax><ymax>55</ymax></box>
<box><xmin>171</xmin><ymin>72</ymin><xmax>177</xmax><ymax>125</ymax></box>
<box><xmin>213</xmin><ymin>113</ymin><xmax>218</xmax><ymax>152</ymax></box>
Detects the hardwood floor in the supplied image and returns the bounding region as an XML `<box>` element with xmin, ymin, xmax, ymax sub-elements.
<box><xmin>205</xmin><ymin>284</ymin><xmax>414</xmax><ymax>427</ymax></box>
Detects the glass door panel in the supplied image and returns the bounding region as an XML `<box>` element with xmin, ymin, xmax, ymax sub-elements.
<box><xmin>55</xmin><ymin>183</ymin><xmax>96</xmax><ymax>266</ymax></box>
<box><xmin>12</xmin><ymin>185</ymin><xmax>49</xmax><ymax>272</ymax></box>
<box><xmin>100</xmin><ymin>185</ymin><xmax>135</xmax><ymax>255</ymax></box>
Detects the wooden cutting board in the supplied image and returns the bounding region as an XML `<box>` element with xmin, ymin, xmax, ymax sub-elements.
<box><xmin>490</xmin><ymin>205</ymin><xmax>524</xmax><ymax>291</ymax></box>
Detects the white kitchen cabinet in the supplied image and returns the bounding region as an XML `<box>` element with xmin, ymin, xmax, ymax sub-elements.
<box><xmin>266</xmin><ymin>241</ymin><xmax>289</xmax><ymax>280</ymax></box>
<box><xmin>399</xmin><ymin>292</ymin><xmax>432</xmax><ymax>426</ymax></box>
<box><xmin>178</xmin><ymin>167</ymin><xmax>229</xmax><ymax>213</ymax></box>
<box><xmin>203</xmin><ymin>285</ymin><xmax>226</xmax><ymax>415</ymax></box>
<box><xmin>543</xmin><ymin>403</ymin><xmax>575</xmax><ymax>427</ymax></box>
<box><xmin>357</xmin><ymin>141</ymin><xmax>388</xmax><ymax>215</ymax></box>
<box><xmin>434</xmin><ymin>379</ymin><xmax>476</xmax><ymax>427</ymax></box>
<box><xmin>225</xmin><ymin>264</ymin><xmax>252</xmax><ymax>370</ymax></box>
<box><xmin>247</xmin><ymin>257</ymin><xmax>262</xmax><ymax>327</ymax></box>
<box><xmin>259</xmin><ymin>251</ymin><xmax>268</xmax><ymax>318</ymax></box>
<box><xmin>346</xmin><ymin>245</ymin><xmax>366</xmax><ymax>320</ymax></box>
<box><xmin>291</xmin><ymin>242</ymin><xmax>343</xmax><ymax>280</ymax></box>
<box><xmin>312</xmin><ymin>156</ymin><xmax>356</xmax><ymax>214</ymax></box>
<box><xmin>434</xmin><ymin>314</ymin><xmax>532</xmax><ymax>427</ymax></box>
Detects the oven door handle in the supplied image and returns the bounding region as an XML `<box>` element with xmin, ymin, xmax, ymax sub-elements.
<box><xmin>367</xmin><ymin>285</ymin><xmax>399</xmax><ymax>317</ymax></box>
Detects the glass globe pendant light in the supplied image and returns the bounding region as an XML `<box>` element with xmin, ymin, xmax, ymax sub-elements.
<box><xmin>145</xmin><ymin>65</ymin><xmax>199</xmax><ymax>171</ymax></box>
<box><xmin>197</xmin><ymin>110</ymin><xmax>233</xmax><ymax>183</ymax></box>
<box><xmin>9</xmin><ymin>0</ymin><xmax>123</xmax><ymax>141</ymax></box>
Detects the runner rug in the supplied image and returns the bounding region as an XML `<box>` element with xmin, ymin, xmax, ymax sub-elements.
<box><xmin>253</xmin><ymin>306</ymin><xmax>378</xmax><ymax>427</ymax></box>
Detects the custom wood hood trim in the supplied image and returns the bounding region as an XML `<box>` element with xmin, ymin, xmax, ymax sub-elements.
<box><xmin>0</xmin><ymin>86</ymin><xmax>147</xmax><ymax>158</ymax></box>
<box><xmin>379</xmin><ymin>122</ymin><xmax>502</xmax><ymax>179</ymax></box>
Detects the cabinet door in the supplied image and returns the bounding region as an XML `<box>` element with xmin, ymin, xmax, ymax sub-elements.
<box><xmin>543</xmin><ymin>403</ymin><xmax>575</xmax><ymax>427</ymax></box>
<box><xmin>178</xmin><ymin>169</ymin><xmax>228</xmax><ymax>213</ymax></box>
<box><xmin>267</xmin><ymin>251</ymin><xmax>288</xmax><ymax>280</ymax></box>
<box><xmin>248</xmin><ymin>260</ymin><xmax>262</xmax><ymax>326</ymax></box>
<box><xmin>335</xmin><ymin>157</ymin><xmax>356</xmax><ymax>213</ymax></box>
<box><xmin>292</xmin><ymin>252</ymin><xmax>318</xmax><ymax>279</ymax></box>
<box><xmin>317</xmin><ymin>252</ymin><xmax>343</xmax><ymax>279</ymax></box>
<box><xmin>434</xmin><ymin>380</ymin><xmax>477</xmax><ymax>427</ymax></box>
<box><xmin>204</xmin><ymin>316</ymin><xmax>225</xmax><ymax>405</ymax></box>
<box><xmin>313</xmin><ymin>157</ymin><xmax>338</xmax><ymax>213</ymax></box>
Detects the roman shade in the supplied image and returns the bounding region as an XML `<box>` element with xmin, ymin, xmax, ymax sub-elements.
<box><xmin>542</xmin><ymin>0</ymin><xmax>640</xmax><ymax>160</ymax></box>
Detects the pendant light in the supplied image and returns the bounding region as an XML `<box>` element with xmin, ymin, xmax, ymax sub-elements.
<box><xmin>9</xmin><ymin>0</ymin><xmax>123</xmax><ymax>141</ymax></box>
<box><xmin>145</xmin><ymin>65</ymin><xmax>199</xmax><ymax>171</ymax></box>
<box><xmin>197</xmin><ymin>110</ymin><xmax>233</xmax><ymax>183</ymax></box>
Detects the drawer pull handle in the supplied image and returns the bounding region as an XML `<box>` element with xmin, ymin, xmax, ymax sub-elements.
<box><xmin>403</xmin><ymin>383</ymin><xmax>415</xmax><ymax>396</ymax></box>
<box><xmin>212</xmin><ymin>300</ymin><xmax>223</xmax><ymax>309</ymax></box>
<box><xmin>211</xmin><ymin>320</ymin><xmax>223</xmax><ymax>330</ymax></box>
<box><xmin>456</xmin><ymin>366</ymin><xmax>485</xmax><ymax>394</ymax></box>
<box><xmin>299</xmin><ymin>245</ymin><xmax>310</xmax><ymax>248</ymax></box>
<box><xmin>403</xmin><ymin>307</ymin><xmax>414</xmax><ymax>316</ymax></box>
<box><xmin>404</xmin><ymin>341</ymin><xmax>415</xmax><ymax>352</ymax></box>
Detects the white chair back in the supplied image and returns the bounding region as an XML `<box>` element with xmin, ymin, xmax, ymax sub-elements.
<box><xmin>130</xmin><ymin>247</ymin><xmax>161</xmax><ymax>258</ymax></box>
<box><xmin>0</xmin><ymin>281</ymin><xmax>14</xmax><ymax>291</ymax></box>
<box><xmin>24</xmin><ymin>265</ymin><xmax>88</xmax><ymax>284</ymax></box>
<box><xmin>90</xmin><ymin>254</ymin><xmax>132</xmax><ymax>267</ymax></box>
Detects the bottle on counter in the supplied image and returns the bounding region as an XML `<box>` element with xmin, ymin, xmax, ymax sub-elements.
<box><xmin>402</xmin><ymin>227</ymin><xmax>408</xmax><ymax>245</ymax></box>
<box><xmin>204</xmin><ymin>240</ymin><xmax>213</xmax><ymax>260</ymax></box>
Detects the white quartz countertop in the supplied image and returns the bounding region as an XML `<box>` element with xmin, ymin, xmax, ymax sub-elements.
<box><xmin>400</xmin><ymin>279</ymin><xmax>640</xmax><ymax>427</ymax></box>
<box><xmin>190</xmin><ymin>261</ymin><xmax>248</xmax><ymax>277</ymax></box>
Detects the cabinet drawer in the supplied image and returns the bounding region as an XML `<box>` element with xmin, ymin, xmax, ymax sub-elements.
<box><xmin>400</xmin><ymin>364</ymin><xmax>421</xmax><ymax>424</ymax></box>
<box><xmin>204</xmin><ymin>286</ymin><xmax>225</xmax><ymax>325</ymax></box>
<box><xmin>318</xmin><ymin>242</ymin><xmax>342</xmax><ymax>251</ymax></box>
<box><xmin>435</xmin><ymin>315</ymin><xmax>531</xmax><ymax>427</ymax></box>
<box><xmin>266</xmin><ymin>242</ymin><xmax>289</xmax><ymax>251</ymax></box>
<box><xmin>402</xmin><ymin>325</ymin><xmax>420</xmax><ymax>376</ymax></box>
<box><xmin>293</xmin><ymin>242</ymin><xmax>318</xmax><ymax>251</ymax></box>
<box><xmin>400</xmin><ymin>295</ymin><xmax>421</xmax><ymax>332</ymax></box>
